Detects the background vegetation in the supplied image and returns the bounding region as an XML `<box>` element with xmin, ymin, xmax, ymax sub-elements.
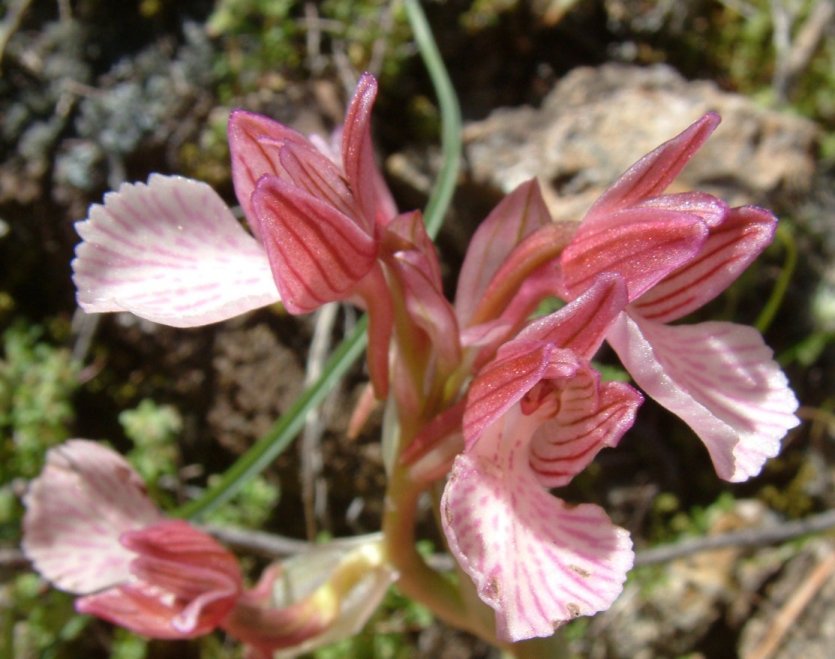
<box><xmin>1</xmin><ymin>0</ymin><xmax>833</xmax><ymax>657</ymax></box>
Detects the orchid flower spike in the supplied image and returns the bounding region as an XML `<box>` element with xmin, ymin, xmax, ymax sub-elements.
<box><xmin>23</xmin><ymin>440</ymin><xmax>243</xmax><ymax>638</ymax></box>
<box><xmin>228</xmin><ymin>72</ymin><xmax>397</xmax><ymax>314</ymax></box>
<box><xmin>559</xmin><ymin>113</ymin><xmax>799</xmax><ymax>482</ymax></box>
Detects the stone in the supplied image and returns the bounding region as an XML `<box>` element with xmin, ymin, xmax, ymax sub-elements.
<box><xmin>463</xmin><ymin>63</ymin><xmax>820</xmax><ymax>222</ymax></box>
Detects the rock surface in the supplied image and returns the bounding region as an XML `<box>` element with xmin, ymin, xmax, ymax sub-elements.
<box><xmin>463</xmin><ymin>63</ymin><xmax>820</xmax><ymax>222</ymax></box>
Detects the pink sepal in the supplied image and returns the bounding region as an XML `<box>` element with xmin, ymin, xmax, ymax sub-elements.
<box><xmin>228</xmin><ymin>109</ymin><xmax>309</xmax><ymax>240</ymax></box>
<box><xmin>514</xmin><ymin>273</ymin><xmax>628</xmax><ymax>360</ymax></box>
<box><xmin>637</xmin><ymin>191</ymin><xmax>728</xmax><ymax>228</ymax></box>
<box><xmin>456</xmin><ymin>179</ymin><xmax>554</xmax><ymax>326</ymax></box>
<box><xmin>78</xmin><ymin>519</ymin><xmax>242</xmax><ymax>638</ymax></box>
<box><xmin>384</xmin><ymin>210</ymin><xmax>443</xmax><ymax>290</ymax></box>
<box><xmin>585</xmin><ymin>113</ymin><xmax>720</xmax><ymax>222</ymax></box>
<box><xmin>73</xmin><ymin>175</ymin><xmax>280</xmax><ymax>327</ymax></box>
<box><xmin>384</xmin><ymin>212</ymin><xmax>461</xmax><ymax>369</ymax></box>
<box><xmin>608</xmin><ymin>313</ymin><xmax>800</xmax><ymax>481</ymax></box>
<box><xmin>560</xmin><ymin>207</ymin><xmax>708</xmax><ymax>301</ymax></box>
<box><xmin>22</xmin><ymin>440</ymin><xmax>161</xmax><ymax>595</ymax></box>
<box><xmin>341</xmin><ymin>72</ymin><xmax>383</xmax><ymax>232</ymax></box>
<box><xmin>352</xmin><ymin>264</ymin><xmax>394</xmax><ymax>399</ymax></box>
<box><xmin>278</xmin><ymin>141</ymin><xmax>358</xmax><ymax>220</ymax></box>
<box><xmin>633</xmin><ymin>205</ymin><xmax>777</xmax><ymax>323</ymax></box>
<box><xmin>464</xmin><ymin>341</ymin><xmax>557</xmax><ymax>450</ymax></box>
<box><xmin>253</xmin><ymin>176</ymin><xmax>378</xmax><ymax>313</ymax></box>
<box><xmin>468</xmin><ymin>221</ymin><xmax>577</xmax><ymax>327</ymax></box>
<box><xmin>390</xmin><ymin>250</ymin><xmax>461</xmax><ymax>367</ymax></box>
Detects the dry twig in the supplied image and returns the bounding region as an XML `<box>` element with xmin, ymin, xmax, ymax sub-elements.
<box><xmin>300</xmin><ymin>302</ymin><xmax>339</xmax><ymax>540</ymax></box>
<box><xmin>0</xmin><ymin>0</ymin><xmax>33</xmax><ymax>71</ymax></box>
<box><xmin>634</xmin><ymin>508</ymin><xmax>835</xmax><ymax>567</ymax></box>
<box><xmin>744</xmin><ymin>547</ymin><xmax>835</xmax><ymax>659</ymax></box>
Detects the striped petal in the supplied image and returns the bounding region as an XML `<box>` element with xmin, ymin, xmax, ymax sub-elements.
<box><xmin>228</xmin><ymin>109</ymin><xmax>309</xmax><ymax>240</ymax></box>
<box><xmin>632</xmin><ymin>206</ymin><xmax>777</xmax><ymax>323</ymax></box>
<box><xmin>341</xmin><ymin>72</ymin><xmax>382</xmax><ymax>233</ymax></box>
<box><xmin>77</xmin><ymin>519</ymin><xmax>242</xmax><ymax>638</ymax></box>
<box><xmin>560</xmin><ymin>207</ymin><xmax>708</xmax><ymax>301</ymax></box>
<box><xmin>253</xmin><ymin>176</ymin><xmax>377</xmax><ymax>313</ymax></box>
<box><xmin>608</xmin><ymin>313</ymin><xmax>800</xmax><ymax>481</ymax></box>
<box><xmin>23</xmin><ymin>440</ymin><xmax>162</xmax><ymax>594</ymax></box>
<box><xmin>584</xmin><ymin>113</ymin><xmax>720</xmax><ymax>222</ymax></box>
<box><xmin>442</xmin><ymin>408</ymin><xmax>633</xmax><ymax>641</ymax></box>
<box><xmin>456</xmin><ymin>179</ymin><xmax>554</xmax><ymax>326</ymax></box>
<box><xmin>530</xmin><ymin>377</ymin><xmax>642</xmax><ymax>488</ymax></box>
<box><xmin>465</xmin><ymin>275</ymin><xmax>629</xmax><ymax>448</ymax></box>
<box><xmin>73</xmin><ymin>175</ymin><xmax>279</xmax><ymax>327</ymax></box>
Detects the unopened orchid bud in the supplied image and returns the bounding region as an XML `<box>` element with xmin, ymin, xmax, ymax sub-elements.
<box><xmin>222</xmin><ymin>538</ymin><xmax>395</xmax><ymax>658</ymax></box>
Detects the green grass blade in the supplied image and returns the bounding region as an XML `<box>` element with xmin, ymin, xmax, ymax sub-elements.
<box><xmin>176</xmin><ymin>317</ymin><xmax>368</xmax><ymax>519</ymax></box>
<box><xmin>756</xmin><ymin>222</ymin><xmax>797</xmax><ymax>334</ymax></box>
<box><xmin>405</xmin><ymin>0</ymin><xmax>462</xmax><ymax>239</ymax></box>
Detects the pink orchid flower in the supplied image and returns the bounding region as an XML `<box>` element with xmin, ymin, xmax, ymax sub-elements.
<box><xmin>23</xmin><ymin>441</ymin><xmax>394</xmax><ymax>655</ymax></box>
<box><xmin>227</xmin><ymin>72</ymin><xmax>397</xmax><ymax>314</ymax></box>
<box><xmin>559</xmin><ymin>113</ymin><xmax>799</xmax><ymax>482</ymax></box>
<box><xmin>22</xmin><ymin>440</ymin><xmax>242</xmax><ymax>638</ymax></box>
<box><xmin>72</xmin><ymin>73</ymin><xmax>396</xmax><ymax>394</ymax></box>
<box><xmin>442</xmin><ymin>275</ymin><xmax>642</xmax><ymax>642</ymax></box>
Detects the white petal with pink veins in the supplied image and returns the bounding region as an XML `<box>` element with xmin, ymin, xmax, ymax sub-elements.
<box><xmin>73</xmin><ymin>174</ymin><xmax>280</xmax><ymax>327</ymax></box>
<box><xmin>442</xmin><ymin>409</ymin><xmax>633</xmax><ymax>642</ymax></box>
<box><xmin>23</xmin><ymin>440</ymin><xmax>162</xmax><ymax>594</ymax></box>
<box><xmin>608</xmin><ymin>313</ymin><xmax>800</xmax><ymax>481</ymax></box>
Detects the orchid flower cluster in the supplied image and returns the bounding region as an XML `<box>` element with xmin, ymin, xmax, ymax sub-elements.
<box><xmin>22</xmin><ymin>72</ymin><xmax>799</xmax><ymax>655</ymax></box>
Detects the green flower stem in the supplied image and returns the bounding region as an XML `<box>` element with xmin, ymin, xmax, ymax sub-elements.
<box><xmin>382</xmin><ymin>460</ymin><xmax>500</xmax><ymax>645</ymax></box>
<box><xmin>756</xmin><ymin>222</ymin><xmax>797</xmax><ymax>334</ymax></box>
<box><xmin>405</xmin><ymin>0</ymin><xmax>462</xmax><ymax>239</ymax></box>
<box><xmin>175</xmin><ymin>316</ymin><xmax>368</xmax><ymax>520</ymax></box>
<box><xmin>381</xmin><ymin>2</ymin><xmax>482</xmax><ymax>641</ymax></box>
